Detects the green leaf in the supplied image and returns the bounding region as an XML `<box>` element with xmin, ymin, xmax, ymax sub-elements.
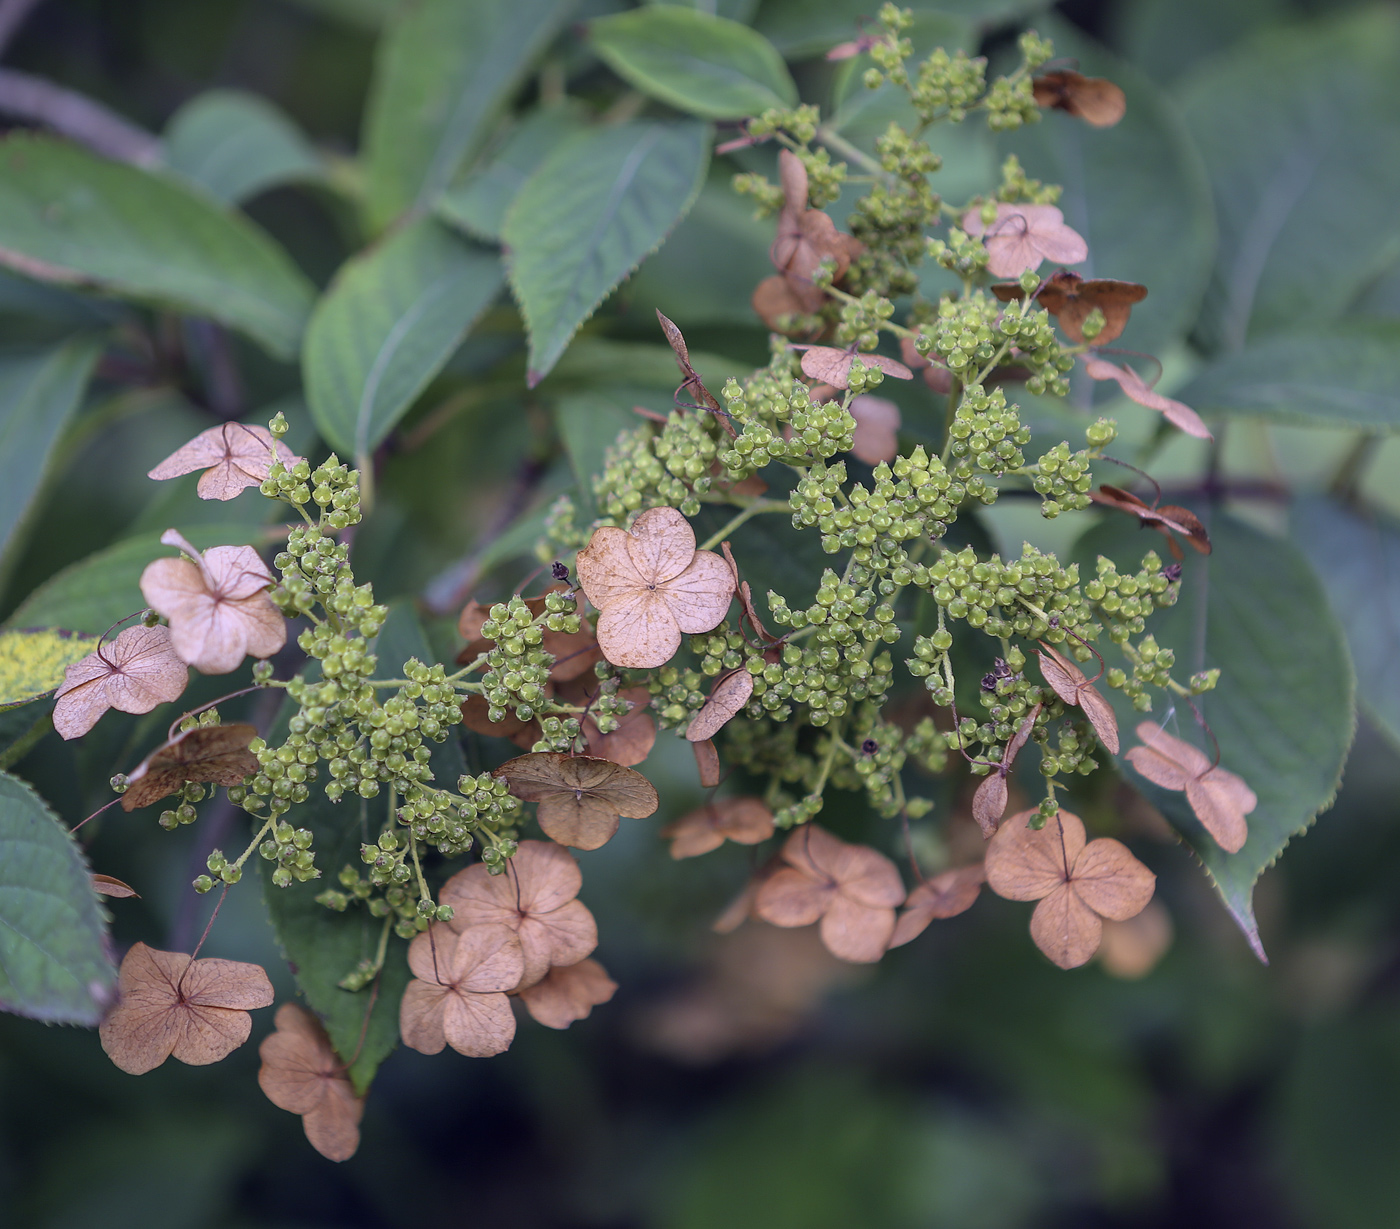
<box><xmin>504</xmin><ymin>120</ymin><xmax>710</xmax><ymax>386</ymax></box>
<box><xmin>557</xmin><ymin>393</ymin><xmax>642</xmax><ymax>520</ymax></box>
<box><xmin>755</xmin><ymin>0</ymin><xmax>1046</xmax><ymax>59</ymax></box>
<box><xmin>1003</xmin><ymin>18</ymin><xmax>1215</xmax><ymax>355</ymax></box>
<box><xmin>303</xmin><ymin>216</ymin><xmax>503</xmax><ymax>461</ymax></box>
<box><xmin>0</xmin><ymin>769</ymin><xmax>115</xmax><ymax>1024</ymax></box>
<box><xmin>590</xmin><ymin>9</ymin><xmax>795</xmax><ymax>119</ymax></box>
<box><xmin>436</xmin><ymin>102</ymin><xmax>589</xmax><ymax>243</ymax></box>
<box><xmin>0</xmin><ymin>628</ymin><xmax>97</xmax><ymax>710</ymax></box>
<box><xmin>260</xmin><ymin>786</ymin><xmax>409</xmax><ymax>1095</ymax></box>
<box><xmin>1293</xmin><ymin>496</ymin><xmax>1400</xmax><ymax>751</ymax></box>
<box><xmin>361</xmin><ymin>0</ymin><xmax>577</xmax><ymax>231</ymax></box>
<box><xmin>161</xmin><ymin>89</ymin><xmax>323</xmax><ymax>205</ymax></box>
<box><xmin>3</xmin><ymin>524</ymin><xmax>264</xmax><ymax>635</ymax></box>
<box><xmin>1180</xmin><ymin>8</ymin><xmax>1400</xmax><ymax>349</ymax></box>
<box><xmin>1075</xmin><ymin>513</ymin><xmax>1354</xmax><ymax>959</ymax></box>
<box><xmin>0</xmin><ymin>338</ymin><xmax>103</xmax><ymax>569</ymax></box>
<box><xmin>1177</xmin><ymin>324</ymin><xmax>1400</xmax><ymax>430</ymax></box>
<box><xmin>0</xmin><ymin>135</ymin><xmax>315</xmax><ymax>359</ymax></box>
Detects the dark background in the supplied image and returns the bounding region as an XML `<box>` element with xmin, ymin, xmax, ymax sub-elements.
<box><xmin>3</xmin><ymin>1</ymin><xmax>1399</xmax><ymax>1227</ymax></box>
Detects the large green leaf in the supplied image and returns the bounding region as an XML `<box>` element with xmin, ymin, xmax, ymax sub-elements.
<box><xmin>589</xmin><ymin>8</ymin><xmax>796</xmax><ymax>119</ymax></box>
<box><xmin>4</xmin><ymin>525</ymin><xmax>264</xmax><ymax>635</ymax></box>
<box><xmin>1179</xmin><ymin>9</ymin><xmax>1400</xmax><ymax>350</ymax></box>
<box><xmin>1293</xmin><ymin>496</ymin><xmax>1400</xmax><ymax>751</ymax></box>
<box><xmin>1075</xmin><ymin>513</ymin><xmax>1354</xmax><ymax>959</ymax></box>
<box><xmin>1178</xmin><ymin>324</ymin><xmax>1400</xmax><ymax>430</ymax></box>
<box><xmin>361</xmin><ymin>0</ymin><xmax>577</xmax><ymax>231</ymax></box>
<box><xmin>505</xmin><ymin>120</ymin><xmax>710</xmax><ymax>386</ymax></box>
<box><xmin>0</xmin><ymin>338</ymin><xmax>103</xmax><ymax>569</ymax></box>
<box><xmin>754</xmin><ymin>0</ymin><xmax>1047</xmax><ymax>59</ymax></box>
<box><xmin>303</xmin><ymin>217</ymin><xmax>503</xmax><ymax>461</ymax></box>
<box><xmin>1116</xmin><ymin>0</ymin><xmax>1291</xmax><ymax>85</ymax></box>
<box><xmin>436</xmin><ymin>101</ymin><xmax>589</xmax><ymax>243</ymax></box>
<box><xmin>0</xmin><ymin>135</ymin><xmax>315</xmax><ymax>359</ymax></box>
<box><xmin>260</xmin><ymin>785</ymin><xmax>410</xmax><ymax>1095</ymax></box>
<box><xmin>0</xmin><ymin>628</ymin><xmax>98</xmax><ymax>710</ymax></box>
<box><xmin>1003</xmin><ymin>18</ymin><xmax>1215</xmax><ymax>356</ymax></box>
<box><xmin>161</xmin><ymin>89</ymin><xmax>323</xmax><ymax>205</ymax></box>
<box><xmin>0</xmin><ymin>769</ymin><xmax>115</xmax><ymax>1024</ymax></box>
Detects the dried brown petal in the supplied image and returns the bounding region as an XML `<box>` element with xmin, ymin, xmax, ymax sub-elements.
<box><xmin>518</xmin><ymin>958</ymin><xmax>617</xmax><ymax>1029</ymax></box>
<box><xmin>1125</xmin><ymin>721</ymin><xmax>1254</xmax><ymax>853</ymax></box>
<box><xmin>1036</xmin><ymin>645</ymin><xmax>1119</xmax><ymax>754</ymax></box>
<box><xmin>93</xmin><ymin>873</ymin><xmax>139</xmax><ymax>898</ymax></box>
<box><xmin>258</xmin><ymin>1003</ymin><xmax>364</xmax><ymax>1162</ymax></box>
<box><xmin>1098</xmin><ymin>901</ymin><xmax>1173</xmax><ymax>979</ymax></box>
<box><xmin>686</xmin><ymin>669</ymin><xmax>754</xmax><ymax>742</ymax></box>
<box><xmin>401</xmin><ymin>923</ymin><xmax>524</xmax><ymax>1057</ymax></box>
<box><xmin>797</xmin><ymin>346</ymin><xmax>914</xmax><ymax>391</ymax></box>
<box><xmin>720</xmin><ymin>542</ymin><xmax>773</xmax><ymax>643</ymax></box>
<box><xmin>493</xmin><ymin>752</ymin><xmax>659</xmax><ymax>851</ymax></box>
<box><xmin>139</xmin><ymin>531</ymin><xmax>285</xmax><ymax>673</ymax></box>
<box><xmin>754</xmin><ymin>826</ymin><xmax>904</xmax><ymax>963</ymax></box>
<box><xmin>457</xmin><ymin>600</ymin><xmax>490</xmax><ymax>643</ymax></box>
<box><xmin>993</xmin><ymin>270</ymin><xmax>1146</xmax><ymax>344</ymax></box>
<box><xmin>848</xmin><ymin>395</ymin><xmax>900</xmax><ymax>465</ymax></box>
<box><xmin>663</xmin><ymin>796</ymin><xmax>775</xmax><ymax>859</ymax></box>
<box><xmin>576</xmin><ymin>507</ymin><xmax>734</xmax><ymax>669</ymax></box>
<box><xmin>971</xmin><ymin>773</ymin><xmax>1009</xmax><ymax>839</ymax></box>
<box><xmin>441</xmin><ymin>840</ymin><xmax>596</xmax><ymax>988</ymax></box>
<box><xmin>986</xmin><ymin>809</ymin><xmax>1155</xmax><ymax>969</ymax></box>
<box><xmin>1084</xmin><ymin>358</ymin><xmax>1212</xmax><ymax>440</ymax></box>
<box><xmin>53</xmin><ymin>624</ymin><xmax>189</xmax><ymax>740</ymax></box>
<box><xmin>752</xmin><ymin>274</ymin><xmax>819</xmax><ymax>330</ymax></box>
<box><xmin>1033</xmin><ymin>70</ymin><xmax>1127</xmax><ymax>127</ymax></box>
<box><xmin>962</xmin><ymin>203</ymin><xmax>1088</xmax><ymax>279</ymax></box>
<box><xmin>778</xmin><ymin>148</ymin><xmax>808</xmax><ymax>213</ymax></box>
<box><xmin>1091</xmin><ymin>485</ymin><xmax>1211</xmax><ymax>557</ymax></box>
<box><xmin>99</xmin><ymin>942</ymin><xmax>273</xmax><ymax>1073</ymax></box>
<box><xmin>558</xmin><ymin>681</ymin><xmax>655</xmax><ymax>767</ymax></box>
<box><xmin>657</xmin><ymin>309</ymin><xmax>723</xmax><ymax>415</ymax></box>
<box><xmin>888</xmin><ymin>864</ymin><xmax>986</xmax><ymax>947</ymax></box>
<box><xmin>148</xmin><ymin>422</ymin><xmax>299</xmax><ymax>501</ymax></box>
<box><xmin>693</xmin><ymin>737</ymin><xmax>721</xmax><ymax>788</ymax></box>
<box><xmin>120</xmin><ymin>722</ymin><xmax>259</xmax><ymax>812</ymax></box>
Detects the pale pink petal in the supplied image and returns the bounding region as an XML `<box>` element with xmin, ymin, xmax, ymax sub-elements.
<box><xmin>625</xmin><ymin>507</ymin><xmax>698</xmax><ymax>585</ymax></box>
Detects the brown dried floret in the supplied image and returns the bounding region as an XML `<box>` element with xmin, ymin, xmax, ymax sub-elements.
<box><xmin>962</xmin><ymin>203</ymin><xmax>1088</xmax><ymax>279</ymax></box>
<box><xmin>399</xmin><ymin>923</ymin><xmax>524</xmax><ymax>1057</ymax></box>
<box><xmin>119</xmin><ymin>722</ymin><xmax>259</xmax><ymax>812</ymax></box>
<box><xmin>1036</xmin><ymin>646</ymin><xmax>1119</xmax><ymax>754</ymax></box>
<box><xmin>888</xmin><ymin>863</ymin><xmax>986</xmax><ymax>947</ymax></box>
<box><xmin>985</xmin><ymin>809</ymin><xmax>1155</xmax><ymax>969</ymax></box>
<box><xmin>1084</xmin><ymin>358</ymin><xmax>1212</xmax><ymax>440</ymax></box>
<box><xmin>493</xmin><ymin>752</ymin><xmax>659</xmax><ymax>850</ymax></box>
<box><xmin>1032</xmin><ymin>70</ymin><xmax>1127</xmax><ymax>128</ymax></box>
<box><xmin>518</xmin><ymin>958</ymin><xmax>617</xmax><ymax>1029</ymax></box>
<box><xmin>258</xmin><ymin>1003</ymin><xmax>364</xmax><ymax>1162</ymax></box>
<box><xmin>1124</xmin><ymin>721</ymin><xmax>1255</xmax><ymax>853</ymax></box>
<box><xmin>992</xmin><ymin>270</ymin><xmax>1146</xmax><ymax>345</ymax></box>
<box><xmin>685</xmin><ymin>669</ymin><xmax>754</xmax><ymax>742</ymax></box>
<box><xmin>99</xmin><ymin>942</ymin><xmax>273</xmax><ymax>1073</ymax></box>
<box><xmin>147</xmin><ymin>422</ymin><xmax>299</xmax><ymax>501</ymax></box>
<box><xmin>53</xmin><ymin>624</ymin><xmax>188</xmax><ymax>740</ymax></box>
<box><xmin>1091</xmin><ymin>484</ymin><xmax>1211</xmax><ymax>559</ymax></box>
<box><xmin>662</xmin><ymin>796</ymin><xmax>775</xmax><ymax>860</ymax></box>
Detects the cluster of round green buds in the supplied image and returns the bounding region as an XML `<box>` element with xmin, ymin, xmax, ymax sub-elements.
<box><xmin>774</xmin><ymin>795</ymin><xmax>825</xmax><ymax>830</ymax></box>
<box><xmin>259</xmin><ymin>820</ymin><xmax>317</xmax><ymax>887</ymax></box>
<box><xmin>926</xmin><ymin>293</ymin><xmax>1006</xmax><ymax>380</ymax></box>
<box><xmin>479</xmin><ymin>837</ymin><xmax>520</xmax><ymax>876</ymax></box>
<box><xmin>318</xmin><ymin>861</ymin><xmax>376</xmax><ymax>911</ymax></box>
<box><xmin>1032</xmin><ymin>442</ymin><xmax>1095</xmax><ymax>517</ymax></box>
<box><xmin>648</xmin><ymin>409</ymin><xmax>723</xmax><ymax>513</ymax></box>
<box><xmin>876</xmin><ymin>121</ymin><xmax>941</xmax><ymax>179</ymax></box>
<box><xmin>904</xmin><ymin>716</ymin><xmax>952</xmax><ymax>774</ymax></box>
<box><xmin>241</xmin><ymin>730</ymin><xmax>316</xmax><ymax>821</ymax></box>
<box><xmin>921</xmin><ymin>543</ymin><xmax>1091</xmax><ymax>641</ymax></box>
<box><xmin>1039</xmin><ymin>717</ymin><xmax>1100</xmax><ymax>777</ymax></box>
<box><xmin>778</xmin><ymin>392</ymin><xmax>856</xmax><ymax>466</ymax></box>
<box><xmin>994</xmin><ymin>154</ymin><xmax>1061</xmax><ymax>206</ymax></box>
<box><xmin>587</xmin><ymin>681</ymin><xmax>638</xmax><ymax>736</ymax></box>
<box><xmin>833</xmin><ymin>294</ymin><xmax>899</xmax><ymax>353</ymax></box>
<box><xmin>863</xmin><ymin>20</ymin><xmax>913</xmax><ymax>89</ymax></box>
<box><xmin>947</xmin><ymin>385</ymin><xmax>1028</xmax><ymax>483</ymax></box>
<box><xmin>928</xmin><ymin>227</ymin><xmax>991</xmax><ymax>278</ymax></box>
<box><xmin>536</xmin><ymin>493</ymin><xmax>590</xmax><ymax>562</ymax></box>
<box><xmin>1083</xmin><ymin>549</ymin><xmax>1180</xmax><ymax>644</ymax></box>
<box><xmin>272</xmin><ymin>524</ymin><xmax>385</xmax><ymax>636</ymax></box>
<box><xmin>693</xmin><ymin>624</ymin><xmax>749</xmax><ymax>678</ymax></box>
<box><xmin>844</xmin><ymin>180</ymin><xmax>939</xmax><ymax>298</ymax></box>
<box><xmin>1103</xmin><ymin>633</ymin><xmax>1178</xmax><ymax>711</ymax></box>
<box><xmin>594</xmin><ymin>421</ymin><xmax>695</xmax><ymax>518</ymax></box>
<box><xmin>158</xmin><ymin>782</ymin><xmax>206</xmax><ymax>831</ymax></box>
<box><xmin>747</xmin><ymin>103</ymin><xmax>822</xmax><ymax>145</ymax></box>
<box><xmin>910</xmin><ymin>48</ymin><xmax>987</xmax><ymax>123</ymax></box>
<box><xmin>982</xmin><ymin>73</ymin><xmax>1039</xmax><ymax>132</ymax></box>
<box><xmin>720</xmin><ymin>716</ymin><xmax>807</xmax><ymax>781</ymax></box>
<box><xmin>731</xmin><ymin>171</ymin><xmax>785</xmax><ymax>217</ymax></box>
<box><xmin>479</xmin><ymin>596</ymin><xmax>555</xmax><ymax>722</ymax></box>
<box><xmin>791</xmin><ymin>145</ymin><xmax>847</xmax><ymax>209</ymax></box>
<box><xmin>833</xmin><ymin>715</ymin><xmax>909</xmax><ymax>818</ymax></box>
<box><xmin>1085</xmin><ymin>417</ymin><xmax>1117</xmax><ymax>449</ymax></box>
<box><xmin>202</xmin><ymin>847</ymin><xmax>242</xmax><ymax>888</ymax></box>
<box><xmin>649</xmin><ymin>663</ymin><xmax>710</xmax><ymax>730</ymax></box>
<box><xmin>1017</xmin><ymin>28</ymin><xmax>1055</xmax><ymax>72</ymax></box>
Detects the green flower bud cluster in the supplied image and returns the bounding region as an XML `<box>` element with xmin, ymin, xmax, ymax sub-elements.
<box><xmin>833</xmin><ymin>294</ymin><xmax>900</xmax><ymax>352</ymax></box>
<box><xmin>791</xmin><ymin>457</ymin><xmax>952</xmax><ymax>567</ymax></box>
<box><xmin>260</xmin><ymin>454</ymin><xmax>364</xmax><ymax>534</ymax></box>
<box><xmin>731</xmin><ymin>172</ymin><xmax>785</xmax><ymax>217</ymax></box>
<box><xmin>478</xmin><ymin>595</ymin><xmax>562</xmax><ymax>722</ymax></box>
<box><xmin>982</xmin><ymin>73</ymin><xmax>1040</xmax><ymax>133</ymax></box>
<box><xmin>904</xmin><ymin>716</ymin><xmax>952</xmax><ymax>775</ymax></box>
<box><xmin>593</xmin><ymin>407</ymin><xmax>725</xmax><ymax>519</ymax></box>
<box><xmin>272</xmin><ymin>522</ymin><xmax>385</xmax><ymax>631</ymax></box>
<box><xmin>649</xmin><ymin>662</ymin><xmax>712</xmax><ymax>730</ymax></box>
<box><xmin>946</xmin><ymin>385</ymin><xmax>1029</xmax><ymax>488</ymax></box>
<box><xmin>258</xmin><ymin>820</ymin><xmax>317</xmax><ymax>887</ymax></box>
<box><xmin>927</xmin><ymin>227</ymin><xmax>991</xmax><ymax>278</ymax></box>
<box><xmin>910</xmin><ymin>48</ymin><xmax>987</xmax><ymax>124</ymax></box>
<box><xmin>536</xmin><ymin>493</ymin><xmax>590</xmax><ymax>561</ymax></box>
<box><xmin>717</xmin><ymin>367</ymin><xmax>856</xmax><ymax>474</ymax></box>
<box><xmin>747</xmin><ymin>103</ymin><xmax>822</xmax><ymax>146</ymax></box>
<box><xmin>993</xmin><ymin>154</ymin><xmax>1060</xmax><ymax>208</ymax></box>
<box><xmin>1083</xmin><ymin>550</ymin><xmax>1180</xmax><ymax>645</ymax></box>
<box><xmin>721</xmin><ymin>715</ymin><xmax>806</xmax><ymax>783</ymax></box>
<box><xmin>1032</xmin><ymin>441</ymin><xmax>1095</xmax><ymax>517</ymax></box>
<box><xmin>845</xmin><ymin>179</ymin><xmax>939</xmax><ymax>299</ymax></box>
<box><xmin>158</xmin><ymin>781</ymin><xmax>206</xmax><ymax>831</ymax></box>
<box><xmin>1039</xmin><ymin>717</ymin><xmax>1100</xmax><ymax>778</ymax></box>
<box><xmin>831</xmin><ymin>709</ymin><xmax>912</xmax><ymax>818</ymax></box>
<box><xmin>773</xmin><ymin>793</ymin><xmax>825</xmax><ymax>830</ymax></box>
